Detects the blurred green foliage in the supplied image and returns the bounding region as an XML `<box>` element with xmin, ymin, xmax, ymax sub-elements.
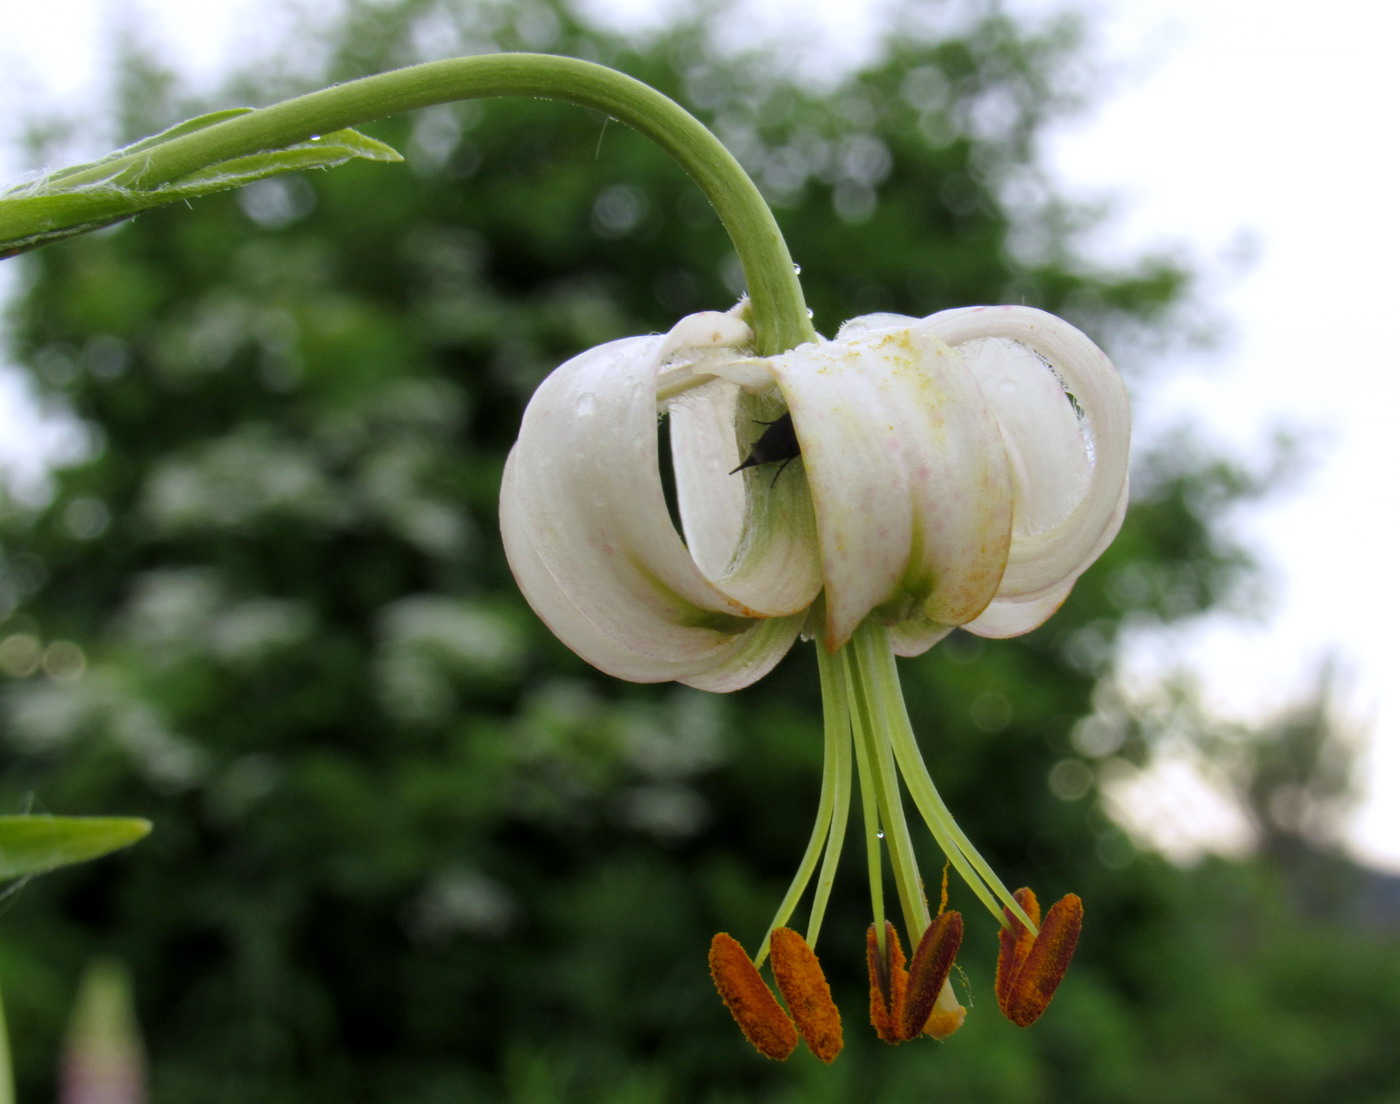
<box><xmin>2</xmin><ymin>0</ymin><xmax>1397</xmax><ymax>1101</ymax></box>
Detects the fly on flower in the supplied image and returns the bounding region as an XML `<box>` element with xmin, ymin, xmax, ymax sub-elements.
<box><xmin>729</xmin><ymin>412</ymin><xmax>801</xmax><ymax>479</ymax></box>
<box><xmin>500</xmin><ymin>302</ymin><xmax>1127</xmax><ymax>1059</ymax></box>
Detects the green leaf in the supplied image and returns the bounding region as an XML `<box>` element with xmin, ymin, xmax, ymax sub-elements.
<box><xmin>38</xmin><ymin>108</ymin><xmax>262</xmax><ymax>185</ymax></box>
<box><xmin>0</xmin><ymin>124</ymin><xmax>401</xmax><ymax>259</ymax></box>
<box><xmin>0</xmin><ymin>816</ymin><xmax>152</xmax><ymax>881</ymax></box>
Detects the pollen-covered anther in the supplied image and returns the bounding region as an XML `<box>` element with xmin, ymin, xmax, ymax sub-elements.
<box><xmin>769</xmin><ymin>927</ymin><xmax>843</xmax><ymax>1062</ymax></box>
<box><xmin>900</xmin><ymin>910</ymin><xmax>963</xmax><ymax>1041</ymax></box>
<box><xmin>709</xmin><ymin>933</ymin><xmax>797</xmax><ymax>1060</ymax></box>
<box><xmin>994</xmin><ymin>888</ymin><xmax>1084</xmax><ymax>1027</ymax></box>
<box><xmin>866</xmin><ymin>921</ymin><xmax>909</xmax><ymax>1044</ymax></box>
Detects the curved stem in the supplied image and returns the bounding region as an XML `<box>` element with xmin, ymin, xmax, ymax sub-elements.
<box><xmin>55</xmin><ymin>54</ymin><xmax>816</xmax><ymax>356</ymax></box>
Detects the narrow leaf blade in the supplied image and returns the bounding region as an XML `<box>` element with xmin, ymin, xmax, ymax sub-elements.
<box><xmin>1</xmin><ymin>125</ymin><xmax>402</xmax><ymax>259</ymax></box>
<box><xmin>0</xmin><ymin>816</ymin><xmax>152</xmax><ymax>880</ymax></box>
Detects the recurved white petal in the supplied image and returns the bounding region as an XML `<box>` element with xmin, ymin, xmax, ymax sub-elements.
<box><xmin>888</xmin><ymin>621</ymin><xmax>954</xmax><ymax>658</ymax></box>
<box><xmin>500</xmin><ymin>315</ymin><xmax>807</xmax><ymax>689</ymax></box>
<box><xmin>766</xmin><ymin>327</ymin><xmax>1013</xmax><ymax>650</ymax></box>
<box><xmin>666</xmin><ymin>378</ymin><xmax>747</xmax><ymax>582</ymax></box>
<box><xmin>961</xmin><ymin>582</ymin><xmax>1071</xmax><ymax>639</ymax></box>
<box><xmin>835</xmin><ymin>313</ymin><xmax>918</xmax><ymax>340</ymax></box>
<box><xmin>669</xmin><ymin>374</ymin><xmax>824</xmax><ymax>622</ymax></box>
<box><xmin>503</xmin><ymin>460</ymin><xmax>802</xmax><ymax>687</ymax></box>
<box><xmin>919</xmin><ymin>306</ymin><xmax>1130</xmax><ymax>608</ymax></box>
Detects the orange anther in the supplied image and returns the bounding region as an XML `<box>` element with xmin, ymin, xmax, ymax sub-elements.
<box><xmin>769</xmin><ymin>928</ymin><xmax>844</xmax><ymax>1063</ymax></box>
<box><xmin>994</xmin><ymin>889</ymin><xmax>1083</xmax><ymax>1027</ymax></box>
<box><xmin>866</xmin><ymin>921</ymin><xmax>909</xmax><ymax>1044</ymax></box>
<box><xmin>995</xmin><ymin>887</ymin><xmax>1040</xmax><ymax>1014</ymax></box>
<box><xmin>709</xmin><ymin>933</ymin><xmax>797</xmax><ymax>1060</ymax></box>
<box><xmin>901</xmin><ymin>910</ymin><xmax>963</xmax><ymax>1041</ymax></box>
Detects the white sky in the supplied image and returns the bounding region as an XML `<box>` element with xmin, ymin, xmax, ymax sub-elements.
<box><xmin>2</xmin><ymin>0</ymin><xmax>1398</xmax><ymax>869</ymax></box>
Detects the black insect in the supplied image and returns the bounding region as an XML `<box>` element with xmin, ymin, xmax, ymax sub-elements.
<box><xmin>729</xmin><ymin>412</ymin><xmax>801</xmax><ymax>482</ymax></box>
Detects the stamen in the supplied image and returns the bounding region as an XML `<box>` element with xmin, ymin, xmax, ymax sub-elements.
<box><xmin>995</xmin><ymin>887</ymin><xmax>1040</xmax><ymax>1014</ymax></box>
<box><xmin>769</xmin><ymin>928</ymin><xmax>843</xmax><ymax>1063</ymax></box>
<box><xmin>865</xmin><ymin>921</ymin><xmax>908</xmax><ymax>1044</ymax></box>
<box><xmin>709</xmin><ymin>933</ymin><xmax>797</xmax><ymax>1060</ymax></box>
<box><xmin>900</xmin><ymin>910</ymin><xmax>963</xmax><ymax>1041</ymax></box>
<box><xmin>995</xmin><ymin>889</ymin><xmax>1084</xmax><ymax>1027</ymax></box>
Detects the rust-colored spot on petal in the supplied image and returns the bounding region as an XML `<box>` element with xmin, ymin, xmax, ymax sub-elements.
<box><xmin>995</xmin><ymin>890</ymin><xmax>1083</xmax><ymax>1027</ymax></box>
<box><xmin>709</xmin><ymin>933</ymin><xmax>797</xmax><ymax>1060</ymax></box>
<box><xmin>866</xmin><ymin>921</ymin><xmax>909</xmax><ymax>1044</ymax></box>
<box><xmin>769</xmin><ymin>928</ymin><xmax>843</xmax><ymax>1063</ymax></box>
<box><xmin>901</xmin><ymin>910</ymin><xmax>963</xmax><ymax>1041</ymax></box>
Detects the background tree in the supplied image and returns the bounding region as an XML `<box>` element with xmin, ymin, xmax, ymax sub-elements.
<box><xmin>3</xmin><ymin>0</ymin><xmax>1396</xmax><ymax>1101</ymax></box>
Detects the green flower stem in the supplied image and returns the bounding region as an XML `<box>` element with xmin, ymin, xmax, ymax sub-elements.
<box><xmin>50</xmin><ymin>54</ymin><xmax>816</xmax><ymax>356</ymax></box>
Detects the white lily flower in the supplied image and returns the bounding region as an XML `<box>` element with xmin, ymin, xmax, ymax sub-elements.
<box><xmin>500</xmin><ymin>303</ymin><xmax>1128</xmax><ymax>686</ymax></box>
<box><xmin>499</xmin><ymin>300</ymin><xmax>1128</xmax><ymax>1059</ymax></box>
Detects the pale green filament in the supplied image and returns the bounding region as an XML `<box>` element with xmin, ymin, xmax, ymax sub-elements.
<box><xmin>843</xmin><ymin>647</ymin><xmax>888</xmax><ymax>957</ymax></box>
<box><xmin>807</xmin><ymin>647</ymin><xmax>853</xmax><ymax>949</ymax></box>
<box><xmin>750</xmin><ymin>616</ymin><xmax>1036</xmax><ymax>970</ymax></box>
<box><xmin>845</xmin><ymin>641</ymin><xmax>929</xmax><ymax>941</ymax></box>
<box><xmin>852</xmin><ymin>620</ymin><xmax>1037</xmax><ymax>934</ymax></box>
<box><xmin>753</xmin><ymin>639</ymin><xmax>851</xmax><ymax>968</ymax></box>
